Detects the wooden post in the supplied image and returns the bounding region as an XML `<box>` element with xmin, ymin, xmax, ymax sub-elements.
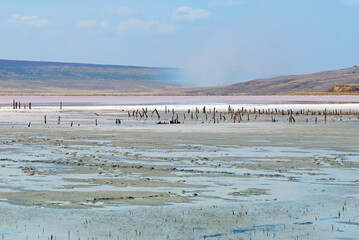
<box><xmin>95</xmin><ymin>119</ymin><xmax>97</xmax><ymax>126</ymax></box>
<box><xmin>324</xmin><ymin>109</ymin><xmax>327</xmax><ymax>123</ymax></box>
<box><xmin>44</xmin><ymin>115</ymin><xmax>47</xmax><ymax>124</ymax></box>
<box><xmin>13</xmin><ymin>99</ymin><xmax>15</xmax><ymax>109</ymax></box>
<box><xmin>154</xmin><ymin>109</ymin><xmax>160</xmax><ymax>119</ymax></box>
<box><xmin>28</xmin><ymin>122</ymin><xmax>31</xmax><ymax>127</ymax></box>
<box><xmin>57</xmin><ymin>116</ymin><xmax>61</xmax><ymax>124</ymax></box>
<box><xmin>213</xmin><ymin>108</ymin><xmax>216</xmax><ymax>123</ymax></box>
<box><xmin>71</xmin><ymin>121</ymin><xmax>73</xmax><ymax>127</ymax></box>
<box><xmin>60</xmin><ymin>101</ymin><xmax>62</xmax><ymax>110</ymax></box>
<box><xmin>142</xmin><ymin>108</ymin><xmax>148</xmax><ymax>118</ymax></box>
<box><xmin>29</xmin><ymin>102</ymin><xmax>31</xmax><ymax>109</ymax></box>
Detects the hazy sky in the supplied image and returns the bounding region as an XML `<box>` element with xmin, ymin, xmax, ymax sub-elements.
<box><xmin>1</xmin><ymin>0</ymin><xmax>359</xmax><ymax>85</ymax></box>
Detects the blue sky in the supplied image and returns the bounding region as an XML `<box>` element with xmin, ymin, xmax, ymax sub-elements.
<box><xmin>0</xmin><ymin>0</ymin><xmax>359</xmax><ymax>85</ymax></box>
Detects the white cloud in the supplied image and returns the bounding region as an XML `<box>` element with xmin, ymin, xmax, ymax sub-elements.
<box><xmin>343</xmin><ymin>0</ymin><xmax>359</xmax><ymax>4</ymax></box>
<box><xmin>105</xmin><ymin>7</ymin><xmax>137</xmax><ymax>15</ymax></box>
<box><xmin>172</xmin><ymin>7</ymin><xmax>210</xmax><ymax>21</ymax></box>
<box><xmin>117</xmin><ymin>18</ymin><xmax>177</xmax><ymax>33</ymax></box>
<box><xmin>210</xmin><ymin>0</ymin><xmax>244</xmax><ymax>6</ymax></box>
<box><xmin>6</xmin><ymin>14</ymin><xmax>50</xmax><ymax>27</ymax></box>
<box><xmin>78</xmin><ymin>20</ymin><xmax>108</xmax><ymax>29</ymax></box>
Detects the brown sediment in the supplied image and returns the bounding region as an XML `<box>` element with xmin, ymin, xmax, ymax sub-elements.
<box><xmin>0</xmin><ymin>190</ymin><xmax>188</xmax><ymax>208</ymax></box>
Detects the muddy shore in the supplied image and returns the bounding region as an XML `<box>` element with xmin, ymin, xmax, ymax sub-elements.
<box><xmin>0</xmin><ymin>99</ymin><xmax>358</xmax><ymax>239</ymax></box>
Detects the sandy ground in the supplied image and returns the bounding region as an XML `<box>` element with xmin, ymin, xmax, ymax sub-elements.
<box><xmin>0</xmin><ymin>99</ymin><xmax>358</xmax><ymax>239</ymax></box>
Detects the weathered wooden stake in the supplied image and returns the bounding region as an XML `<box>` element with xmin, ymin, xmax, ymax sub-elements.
<box><xmin>60</xmin><ymin>101</ymin><xmax>62</xmax><ymax>110</ymax></box>
<box><xmin>142</xmin><ymin>108</ymin><xmax>148</xmax><ymax>118</ymax></box>
<box><xmin>44</xmin><ymin>115</ymin><xmax>47</xmax><ymax>124</ymax></box>
<box><xmin>57</xmin><ymin>116</ymin><xmax>61</xmax><ymax>124</ymax></box>
<box><xmin>324</xmin><ymin>109</ymin><xmax>327</xmax><ymax>123</ymax></box>
<box><xmin>154</xmin><ymin>109</ymin><xmax>160</xmax><ymax>119</ymax></box>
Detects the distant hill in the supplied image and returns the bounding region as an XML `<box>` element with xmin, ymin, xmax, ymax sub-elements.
<box><xmin>171</xmin><ymin>66</ymin><xmax>359</xmax><ymax>95</ymax></box>
<box><xmin>0</xmin><ymin>59</ymin><xmax>358</xmax><ymax>95</ymax></box>
<box><xmin>0</xmin><ymin>59</ymin><xmax>181</xmax><ymax>95</ymax></box>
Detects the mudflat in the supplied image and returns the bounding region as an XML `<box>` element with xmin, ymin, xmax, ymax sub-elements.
<box><xmin>0</xmin><ymin>96</ymin><xmax>358</xmax><ymax>239</ymax></box>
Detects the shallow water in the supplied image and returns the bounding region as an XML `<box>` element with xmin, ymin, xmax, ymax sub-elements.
<box><xmin>0</xmin><ymin>96</ymin><xmax>358</xmax><ymax>239</ymax></box>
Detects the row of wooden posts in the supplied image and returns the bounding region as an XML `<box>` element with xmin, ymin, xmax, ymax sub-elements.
<box><xmin>12</xmin><ymin>99</ymin><xmax>62</xmax><ymax>110</ymax></box>
<box><xmin>12</xmin><ymin>99</ymin><xmax>31</xmax><ymax>109</ymax></box>
<box><xmin>126</xmin><ymin>105</ymin><xmax>358</xmax><ymax>124</ymax></box>
<box><xmin>12</xmin><ymin>101</ymin><xmax>357</xmax><ymax>127</ymax></box>
<box><xmin>11</xmin><ymin>100</ymin><xmax>357</xmax><ymax>118</ymax></box>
